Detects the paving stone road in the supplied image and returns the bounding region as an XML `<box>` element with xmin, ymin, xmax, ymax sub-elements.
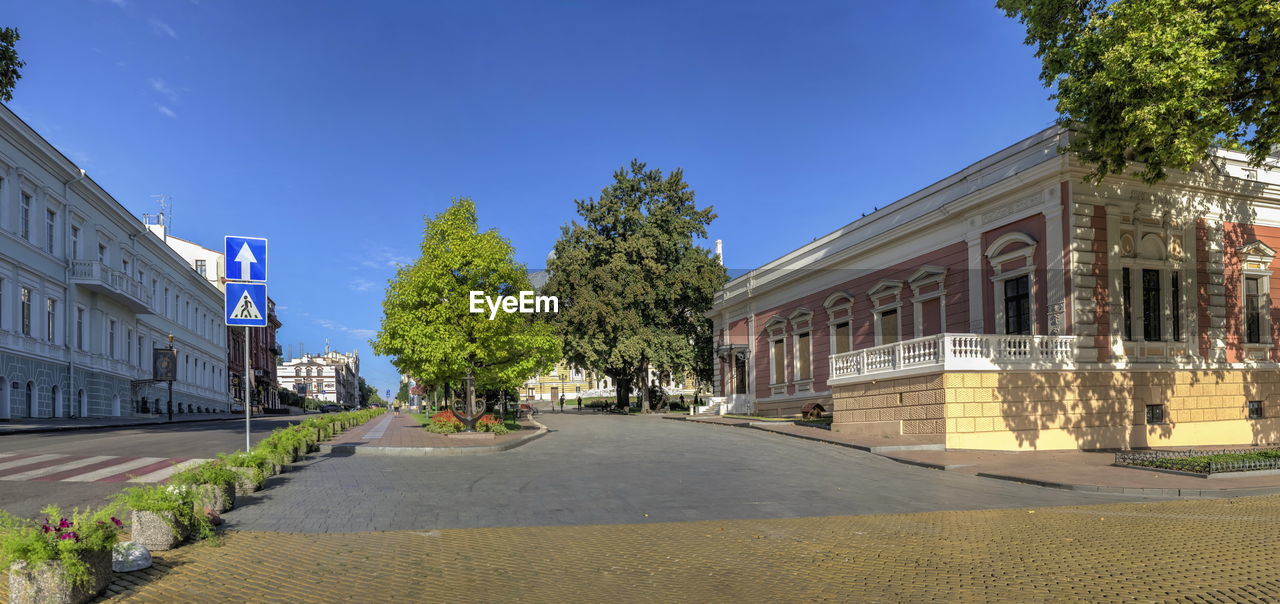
<box><xmin>223</xmin><ymin>413</ymin><xmax>1158</xmax><ymax>533</ymax></box>
<box><xmin>83</xmin><ymin>495</ymin><xmax>1280</xmax><ymax>602</ymax></box>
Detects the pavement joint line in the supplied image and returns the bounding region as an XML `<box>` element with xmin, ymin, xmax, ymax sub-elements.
<box><xmin>669</xmin><ymin>415</ymin><xmax>1280</xmax><ymax>499</ymax></box>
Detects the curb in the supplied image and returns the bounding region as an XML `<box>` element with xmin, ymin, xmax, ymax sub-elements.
<box><xmin>668</xmin><ymin>415</ymin><xmax>1280</xmax><ymax>498</ymax></box>
<box><xmin>318</xmin><ymin>417</ymin><xmax>549</xmax><ymax>457</ymax></box>
<box><xmin>0</xmin><ymin>415</ymin><xmax>255</xmax><ymax>435</ymax></box>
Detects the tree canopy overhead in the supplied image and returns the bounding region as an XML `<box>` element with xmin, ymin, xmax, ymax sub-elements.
<box><xmin>372</xmin><ymin>198</ymin><xmax>559</xmax><ymax>414</ymax></box>
<box><xmin>998</xmin><ymin>0</ymin><xmax>1280</xmax><ymax>183</ymax></box>
<box><xmin>544</xmin><ymin>160</ymin><xmax>727</xmax><ymax>413</ymax></box>
<box><xmin>0</xmin><ymin>27</ymin><xmax>23</xmax><ymax>102</ymax></box>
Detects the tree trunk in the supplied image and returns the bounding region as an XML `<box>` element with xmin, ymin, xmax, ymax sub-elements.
<box><xmin>639</xmin><ymin>363</ymin><xmax>651</xmax><ymax>414</ymax></box>
<box><xmin>616</xmin><ymin>376</ymin><xmax>631</xmax><ymax>410</ymax></box>
<box><xmin>465</xmin><ymin>370</ymin><xmax>477</xmax><ymax>431</ymax></box>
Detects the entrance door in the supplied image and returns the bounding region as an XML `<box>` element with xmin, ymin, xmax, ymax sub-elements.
<box><xmin>53</xmin><ymin>386</ymin><xmax>62</xmax><ymax>418</ymax></box>
<box><xmin>550</xmin><ymin>387</ymin><xmax>559</xmax><ymax>401</ymax></box>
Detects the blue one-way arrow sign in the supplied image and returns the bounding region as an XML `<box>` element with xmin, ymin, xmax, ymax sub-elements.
<box><xmin>224</xmin><ymin>236</ymin><xmax>267</xmax><ymax>282</ymax></box>
<box><xmin>225</xmin><ymin>282</ymin><xmax>268</xmax><ymax>327</ymax></box>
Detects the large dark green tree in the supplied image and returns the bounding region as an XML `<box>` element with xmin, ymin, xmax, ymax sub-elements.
<box><xmin>0</xmin><ymin>27</ymin><xmax>21</xmax><ymax>102</ymax></box>
<box><xmin>545</xmin><ymin>161</ymin><xmax>727</xmax><ymax>413</ymax></box>
<box><xmin>372</xmin><ymin>198</ymin><xmax>559</xmax><ymax>422</ymax></box>
<box><xmin>998</xmin><ymin>0</ymin><xmax>1280</xmax><ymax>183</ymax></box>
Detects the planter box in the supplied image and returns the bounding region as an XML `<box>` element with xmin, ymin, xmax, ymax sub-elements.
<box><xmin>446</xmin><ymin>432</ymin><xmax>497</xmax><ymax>440</ymax></box>
<box><xmin>193</xmin><ymin>483</ymin><xmax>235</xmax><ymax>514</ymax></box>
<box><xmin>130</xmin><ymin>510</ymin><xmax>189</xmax><ymax>551</ymax></box>
<box><xmin>8</xmin><ymin>549</ymin><xmax>112</xmax><ymax>604</ymax></box>
<box><xmin>227</xmin><ymin>467</ymin><xmax>260</xmax><ymax>494</ymax></box>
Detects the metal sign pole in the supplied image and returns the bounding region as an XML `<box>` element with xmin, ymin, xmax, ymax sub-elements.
<box><xmin>245</xmin><ymin>325</ymin><xmax>252</xmax><ymax>451</ymax></box>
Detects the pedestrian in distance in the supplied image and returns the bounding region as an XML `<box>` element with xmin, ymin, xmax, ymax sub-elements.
<box><xmin>577</xmin><ymin>395</ymin><xmax>582</xmax><ymax>413</ymax></box>
<box><xmin>559</xmin><ymin>394</ymin><xmax>565</xmax><ymax>413</ymax></box>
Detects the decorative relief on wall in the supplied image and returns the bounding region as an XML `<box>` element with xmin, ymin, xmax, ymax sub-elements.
<box><xmin>1048</xmin><ymin>302</ymin><xmax>1065</xmax><ymax>335</ymax></box>
<box><xmin>981</xmin><ymin>191</ymin><xmax>1046</xmax><ymax>225</ymax></box>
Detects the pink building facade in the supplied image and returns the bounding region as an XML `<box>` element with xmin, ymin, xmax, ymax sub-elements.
<box><xmin>709</xmin><ymin>127</ymin><xmax>1280</xmax><ymax>450</ymax></box>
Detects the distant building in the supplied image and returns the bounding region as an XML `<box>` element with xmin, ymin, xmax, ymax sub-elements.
<box><xmin>145</xmin><ymin>219</ymin><xmax>282</xmax><ymax>409</ymax></box>
<box><xmin>521</xmin><ymin>361</ymin><xmax>702</xmax><ymax>401</ymax></box>
<box><xmin>277</xmin><ymin>347</ymin><xmax>360</xmax><ymax>407</ymax></box>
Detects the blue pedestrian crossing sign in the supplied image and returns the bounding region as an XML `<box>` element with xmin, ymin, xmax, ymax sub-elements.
<box><xmin>225</xmin><ymin>282</ymin><xmax>268</xmax><ymax>327</ymax></box>
<box><xmin>224</xmin><ymin>236</ymin><xmax>267</xmax><ymax>282</ymax></box>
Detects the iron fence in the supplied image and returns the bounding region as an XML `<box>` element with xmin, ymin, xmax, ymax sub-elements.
<box><xmin>1115</xmin><ymin>448</ymin><xmax>1280</xmax><ymax>475</ymax></box>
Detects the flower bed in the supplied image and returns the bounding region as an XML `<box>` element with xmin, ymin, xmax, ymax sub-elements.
<box><xmin>0</xmin><ymin>506</ymin><xmax>123</xmax><ymax>603</ymax></box>
<box><xmin>1115</xmin><ymin>448</ymin><xmax>1280</xmax><ymax>474</ymax></box>
<box><xmin>420</xmin><ymin>410</ymin><xmax>514</xmax><ymax>435</ymax></box>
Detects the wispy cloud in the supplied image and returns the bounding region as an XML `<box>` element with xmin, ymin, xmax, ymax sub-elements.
<box><xmin>156</xmin><ymin>105</ymin><xmax>177</xmax><ymax>119</ymax></box>
<box><xmin>358</xmin><ymin>246</ymin><xmax>413</xmax><ymax>270</ymax></box>
<box><xmin>315</xmin><ymin>318</ymin><xmax>376</xmax><ymax>339</ymax></box>
<box><xmin>149</xmin><ymin>77</ymin><xmax>178</xmax><ymax>102</ymax></box>
<box><xmin>149</xmin><ymin>18</ymin><xmax>178</xmax><ymax>39</ymax></box>
<box><xmin>349</xmin><ymin>279</ymin><xmax>376</xmax><ymax>292</ymax></box>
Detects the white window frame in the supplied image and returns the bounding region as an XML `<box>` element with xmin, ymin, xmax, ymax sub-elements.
<box><xmin>788</xmin><ymin>308</ymin><xmax>814</xmax><ymax>391</ymax></box>
<box><xmin>1238</xmin><ymin>241</ymin><xmax>1276</xmax><ymax>356</ymax></box>
<box><xmin>76</xmin><ymin>305</ymin><xmax>86</xmax><ymax>351</ymax></box>
<box><xmin>986</xmin><ymin>233</ymin><xmax>1038</xmax><ymax>336</ymax></box>
<box><xmin>824</xmin><ymin>292</ymin><xmax>854</xmax><ymax>356</ymax></box>
<box><xmin>764</xmin><ymin>316</ymin><xmax>788</xmax><ymax>393</ymax></box>
<box><xmin>908</xmin><ymin>266</ymin><xmax>947</xmax><ymax>337</ymax></box>
<box><xmin>867</xmin><ymin>280</ymin><xmax>903</xmax><ymax>345</ymax></box>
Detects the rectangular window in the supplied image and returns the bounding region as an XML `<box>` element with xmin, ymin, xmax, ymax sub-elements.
<box><xmin>76</xmin><ymin>307</ymin><xmax>85</xmax><ymax>350</ymax></box>
<box><xmin>1142</xmin><ymin>269</ymin><xmax>1162</xmax><ymax>342</ymax></box>
<box><xmin>19</xmin><ymin>193</ymin><xmax>30</xmax><ymax>240</ymax></box>
<box><xmin>45</xmin><ymin>210</ymin><xmax>56</xmax><ymax>254</ymax></box>
<box><xmin>108</xmin><ymin>319</ymin><xmax>117</xmax><ymax>358</ymax></box>
<box><xmin>1245</xmin><ymin>276</ymin><xmax>1262</xmax><ymax>344</ymax></box>
<box><xmin>163</xmin><ymin>288</ymin><xmax>169</xmax><ymax>315</ymax></box>
<box><xmin>70</xmin><ymin>226</ymin><xmax>80</xmax><ymax>260</ymax></box>
<box><xmin>1122</xmin><ymin>268</ymin><xmax>1133</xmax><ymax>340</ymax></box>
<box><xmin>97</xmin><ymin>243</ymin><xmax>106</xmax><ymax>264</ymax></box>
<box><xmin>795</xmin><ymin>332</ymin><xmax>811</xmax><ymax>381</ymax></box>
<box><xmin>45</xmin><ymin>298</ymin><xmax>55</xmax><ymax>342</ymax></box>
<box><xmin>195</xmin><ymin>259</ymin><xmax>206</xmax><ymax>277</ymax></box>
<box><xmin>1145</xmin><ymin>404</ymin><xmax>1166</xmax><ymax>425</ymax></box>
<box><xmin>880</xmin><ymin>309</ymin><xmax>901</xmax><ymax>342</ymax></box>
<box><xmin>1248</xmin><ymin>400</ymin><xmax>1264</xmax><ymax>420</ymax></box>
<box><xmin>833</xmin><ymin>321</ymin><xmax>851</xmax><ymax>355</ymax></box>
<box><xmin>771</xmin><ymin>338</ymin><xmax>786</xmax><ymax>384</ymax></box>
<box><xmin>20</xmin><ymin>287</ymin><xmax>31</xmax><ymax>336</ymax></box>
<box><xmin>1003</xmin><ymin>276</ymin><xmax>1031</xmax><ymax>335</ymax></box>
<box><xmin>126</xmin><ymin>329</ymin><xmax>133</xmax><ymax>364</ymax></box>
<box><xmin>1171</xmin><ymin>273</ymin><xmax>1182</xmax><ymax>342</ymax></box>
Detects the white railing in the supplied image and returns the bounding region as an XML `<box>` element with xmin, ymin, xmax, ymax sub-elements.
<box><xmin>829</xmin><ymin>333</ymin><xmax>1077</xmax><ymax>381</ymax></box>
<box><xmin>70</xmin><ymin>260</ymin><xmax>153</xmax><ymax>309</ymax></box>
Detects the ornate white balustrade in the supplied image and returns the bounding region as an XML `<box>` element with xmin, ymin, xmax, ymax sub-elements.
<box><xmin>70</xmin><ymin>260</ymin><xmax>152</xmax><ymax>312</ymax></box>
<box><xmin>829</xmin><ymin>333</ymin><xmax>1077</xmax><ymax>383</ymax></box>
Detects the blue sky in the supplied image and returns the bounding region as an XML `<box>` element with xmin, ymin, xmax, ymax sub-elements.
<box><xmin>2</xmin><ymin>1</ymin><xmax>1058</xmax><ymax>395</ymax></box>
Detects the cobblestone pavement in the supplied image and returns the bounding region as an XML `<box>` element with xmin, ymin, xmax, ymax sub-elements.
<box><xmin>57</xmin><ymin>494</ymin><xmax>1280</xmax><ymax>602</ymax></box>
<box><xmin>223</xmin><ymin>414</ymin><xmax>1157</xmax><ymax>533</ymax></box>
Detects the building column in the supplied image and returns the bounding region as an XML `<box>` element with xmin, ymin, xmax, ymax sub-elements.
<box><xmin>966</xmin><ymin>234</ymin><xmax>984</xmax><ymax>333</ymax></box>
<box><xmin>1043</xmin><ymin>200</ymin><xmax>1066</xmax><ymax>335</ymax></box>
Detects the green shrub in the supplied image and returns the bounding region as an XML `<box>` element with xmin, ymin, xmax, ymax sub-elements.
<box><xmin>109</xmin><ymin>485</ymin><xmax>217</xmax><ymax>542</ymax></box>
<box><xmin>218</xmin><ymin>451</ymin><xmax>270</xmax><ymax>488</ymax></box>
<box><xmin>0</xmin><ymin>505</ymin><xmax>124</xmax><ymax>590</ymax></box>
<box><xmin>169</xmin><ymin>461</ymin><xmax>240</xmax><ymax>489</ymax></box>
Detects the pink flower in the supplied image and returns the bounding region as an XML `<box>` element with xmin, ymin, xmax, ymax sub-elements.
<box><xmin>41</xmin><ymin>525</ymin><xmax>52</xmax><ymax>533</ymax></box>
<box><xmin>58</xmin><ymin>532</ymin><xmax>79</xmax><ymax>541</ymax></box>
<box><xmin>110</xmin><ymin>516</ymin><xmax>123</xmax><ymax>528</ymax></box>
<box><xmin>57</xmin><ymin>518</ymin><xmax>71</xmax><ymax>529</ymax></box>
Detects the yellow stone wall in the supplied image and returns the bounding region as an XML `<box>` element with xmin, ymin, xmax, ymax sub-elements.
<box><xmin>831</xmin><ymin>374</ymin><xmax>946</xmax><ymax>436</ymax></box>
<box><xmin>833</xmin><ymin>369</ymin><xmax>1280</xmax><ymax>450</ymax></box>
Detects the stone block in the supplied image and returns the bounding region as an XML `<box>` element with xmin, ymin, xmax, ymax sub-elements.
<box><xmin>130</xmin><ymin>510</ymin><xmax>188</xmax><ymax>552</ymax></box>
<box><xmin>8</xmin><ymin>550</ymin><xmax>112</xmax><ymax>604</ymax></box>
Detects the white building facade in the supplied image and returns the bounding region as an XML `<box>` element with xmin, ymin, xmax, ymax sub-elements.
<box><xmin>277</xmin><ymin>350</ymin><xmax>360</xmax><ymax>407</ymax></box>
<box><xmin>0</xmin><ymin>104</ymin><xmax>229</xmax><ymax>419</ymax></box>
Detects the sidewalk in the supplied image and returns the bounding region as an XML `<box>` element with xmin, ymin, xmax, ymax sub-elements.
<box><xmin>319</xmin><ymin>412</ymin><xmax>546</xmax><ymax>456</ymax></box>
<box><xmin>0</xmin><ymin>413</ymin><xmax>255</xmax><ymax>435</ymax></box>
<box><xmin>671</xmin><ymin>415</ymin><xmax>1280</xmax><ymax>497</ymax></box>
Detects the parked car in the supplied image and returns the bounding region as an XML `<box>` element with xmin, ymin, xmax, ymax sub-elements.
<box><xmin>230</xmin><ymin>402</ymin><xmax>245</xmax><ymax>413</ymax></box>
<box><xmin>319</xmin><ymin>404</ymin><xmax>342</xmax><ymax>413</ymax></box>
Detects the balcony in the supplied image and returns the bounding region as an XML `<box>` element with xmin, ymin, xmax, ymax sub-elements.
<box><xmin>70</xmin><ymin>260</ymin><xmax>152</xmax><ymax>313</ymax></box>
<box><xmin>828</xmin><ymin>333</ymin><xmax>1077</xmax><ymax>384</ymax></box>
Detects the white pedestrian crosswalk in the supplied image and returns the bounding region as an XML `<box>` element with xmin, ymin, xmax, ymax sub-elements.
<box><xmin>0</xmin><ymin>452</ymin><xmax>211</xmax><ymax>483</ymax></box>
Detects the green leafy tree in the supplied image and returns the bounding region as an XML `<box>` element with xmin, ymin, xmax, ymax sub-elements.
<box><xmin>372</xmin><ymin>198</ymin><xmax>559</xmax><ymax>423</ymax></box>
<box><xmin>395</xmin><ymin>381</ymin><xmax>410</xmax><ymax>404</ymax></box>
<box><xmin>998</xmin><ymin>0</ymin><xmax>1280</xmax><ymax>183</ymax></box>
<box><xmin>545</xmin><ymin>160</ymin><xmax>727</xmax><ymax>413</ymax></box>
<box><xmin>0</xmin><ymin>28</ymin><xmax>22</xmax><ymax>102</ymax></box>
